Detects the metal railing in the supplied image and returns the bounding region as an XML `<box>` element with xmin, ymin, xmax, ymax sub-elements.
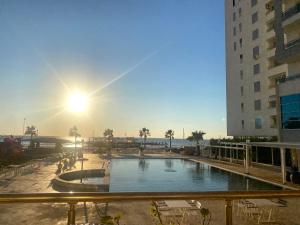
<box><xmin>282</xmin><ymin>3</ymin><xmax>300</xmax><ymax>21</ymax></box>
<box><xmin>0</xmin><ymin>160</ymin><xmax>42</xmax><ymax>178</ymax></box>
<box><xmin>286</xmin><ymin>37</ymin><xmax>300</xmax><ymax>49</ymax></box>
<box><xmin>1</xmin><ymin>190</ymin><xmax>300</xmax><ymax>225</ymax></box>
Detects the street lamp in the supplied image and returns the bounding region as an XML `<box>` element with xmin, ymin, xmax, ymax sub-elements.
<box><xmin>22</xmin><ymin>118</ymin><xmax>26</xmax><ymax>135</ymax></box>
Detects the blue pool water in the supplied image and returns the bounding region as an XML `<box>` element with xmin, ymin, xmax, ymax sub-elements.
<box><xmin>109</xmin><ymin>158</ymin><xmax>281</xmax><ymax>192</ymax></box>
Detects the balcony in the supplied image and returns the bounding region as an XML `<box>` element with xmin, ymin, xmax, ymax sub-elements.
<box><xmin>270</xmin><ymin>114</ymin><xmax>277</xmax><ymax>128</ymax></box>
<box><xmin>282</xmin><ymin>3</ymin><xmax>300</xmax><ymax>27</ymax></box>
<box><xmin>266</xmin><ymin>10</ymin><xmax>275</xmax><ymax>22</ymax></box>
<box><xmin>286</xmin><ymin>37</ymin><xmax>300</xmax><ymax>49</ymax></box>
<box><xmin>267</xmin><ymin>63</ymin><xmax>287</xmax><ymax>78</ymax></box>
<box><xmin>267</xmin><ymin>48</ymin><xmax>276</xmax><ymax>58</ymax></box>
<box><xmin>265</xmin><ymin>29</ymin><xmax>275</xmax><ymax>40</ymax></box>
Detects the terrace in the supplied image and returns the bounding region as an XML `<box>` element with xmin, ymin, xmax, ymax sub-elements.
<box><xmin>1</xmin><ymin>148</ymin><xmax>300</xmax><ymax>225</ymax></box>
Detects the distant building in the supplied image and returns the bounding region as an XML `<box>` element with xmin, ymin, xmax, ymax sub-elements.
<box><xmin>225</xmin><ymin>0</ymin><xmax>300</xmax><ymax>141</ymax></box>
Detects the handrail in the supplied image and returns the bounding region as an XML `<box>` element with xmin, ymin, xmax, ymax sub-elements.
<box><xmin>286</xmin><ymin>37</ymin><xmax>300</xmax><ymax>49</ymax></box>
<box><xmin>206</xmin><ymin>145</ymin><xmax>245</xmax><ymax>150</ymax></box>
<box><xmin>1</xmin><ymin>191</ymin><xmax>300</xmax><ymax>225</ymax></box>
<box><xmin>1</xmin><ymin>190</ymin><xmax>300</xmax><ymax>204</ymax></box>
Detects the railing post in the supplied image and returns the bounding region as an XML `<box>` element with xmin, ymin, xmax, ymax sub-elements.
<box><xmin>67</xmin><ymin>203</ymin><xmax>76</xmax><ymax>225</ymax></box>
<box><xmin>229</xmin><ymin>144</ymin><xmax>233</xmax><ymax>163</ymax></box>
<box><xmin>225</xmin><ymin>199</ymin><xmax>233</xmax><ymax>225</ymax></box>
<box><xmin>245</xmin><ymin>144</ymin><xmax>250</xmax><ymax>174</ymax></box>
<box><xmin>280</xmin><ymin>147</ymin><xmax>286</xmax><ymax>184</ymax></box>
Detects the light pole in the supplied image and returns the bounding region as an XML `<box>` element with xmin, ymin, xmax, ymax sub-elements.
<box><xmin>80</xmin><ymin>139</ymin><xmax>84</xmax><ymax>183</ymax></box>
<box><xmin>22</xmin><ymin>118</ymin><xmax>26</xmax><ymax>135</ymax></box>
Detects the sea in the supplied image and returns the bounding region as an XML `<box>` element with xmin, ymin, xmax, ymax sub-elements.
<box><xmin>135</xmin><ymin>138</ymin><xmax>209</xmax><ymax>148</ymax></box>
<box><xmin>0</xmin><ymin>136</ymin><xmax>209</xmax><ymax>149</ymax></box>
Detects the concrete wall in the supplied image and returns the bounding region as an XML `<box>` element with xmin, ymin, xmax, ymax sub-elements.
<box><xmin>288</xmin><ymin>61</ymin><xmax>300</xmax><ymax>75</ymax></box>
<box><xmin>278</xmin><ymin>77</ymin><xmax>300</xmax><ymax>142</ymax></box>
<box><xmin>52</xmin><ymin>169</ymin><xmax>109</xmax><ymax>192</ymax></box>
<box><xmin>278</xmin><ymin>76</ymin><xmax>300</xmax><ymax>96</ymax></box>
<box><xmin>280</xmin><ymin>130</ymin><xmax>300</xmax><ymax>142</ymax></box>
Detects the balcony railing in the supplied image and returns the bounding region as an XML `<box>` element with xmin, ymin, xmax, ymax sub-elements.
<box><xmin>286</xmin><ymin>37</ymin><xmax>300</xmax><ymax>49</ymax></box>
<box><xmin>1</xmin><ymin>191</ymin><xmax>300</xmax><ymax>225</ymax></box>
<box><xmin>282</xmin><ymin>3</ymin><xmax>300</xmax><ymax>21</ymax></box>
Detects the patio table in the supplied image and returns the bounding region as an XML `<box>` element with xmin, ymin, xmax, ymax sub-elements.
<box><xmin>156</xmin><ymin>200</ymin><xmax>200</xmax><ymax>217</ymax></box>
<box><xmin>246</xmin><ymin>199</ymin><xmax>281</xmax><ymax>207</ymax></box>
<box><xmin>246</xmin><ymin>199</ymin><xmax>281</xmax><ymax>224</ymax></box>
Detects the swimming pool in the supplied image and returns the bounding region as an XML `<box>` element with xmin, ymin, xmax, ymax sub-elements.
<box><xmin>109</xmin><ymin>158</ymin><xmax>281</xmax><ymax>192</ymax></box>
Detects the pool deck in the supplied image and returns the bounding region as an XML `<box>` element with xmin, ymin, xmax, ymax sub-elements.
<box><xmin>0</xmin><ymin>151</ymin><xmax>300</xmax><ymax>225</ymax></box>
<box><xmin>188</xmin><ymin>156</ymin><xmax>300</xmax><ymax>190</ymax></box>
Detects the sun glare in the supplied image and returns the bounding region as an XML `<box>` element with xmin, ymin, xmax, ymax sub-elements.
<box><xmin>67</xmin><ymin>91</ymin><xmax>89</xmax><ymax>113</ymax></box>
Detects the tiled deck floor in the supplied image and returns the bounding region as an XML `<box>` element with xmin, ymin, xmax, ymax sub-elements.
<box><xmin>0</xmin><ymin>152</ymin><xmax>299</xmax><ymax>225</ymax></box>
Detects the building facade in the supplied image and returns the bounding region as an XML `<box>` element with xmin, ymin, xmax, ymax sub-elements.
<box><xmin>274</xmin><ymin>0</ymin><xmax>300</xmax><ymax>142</ymax></box>
<box><xmin>225</xmin><ymin>0</ymin><xmax>300</xmax><ymax>140</ymax></box>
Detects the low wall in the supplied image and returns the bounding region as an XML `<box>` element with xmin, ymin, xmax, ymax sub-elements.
<box><xmin>52</xmin><ymin>169</ymin><xmax>109</xmax><ymax>192</ymax></box>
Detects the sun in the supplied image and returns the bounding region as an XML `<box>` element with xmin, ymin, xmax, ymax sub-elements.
<box><xmin>67</xmin><ymin>91</ymin><xmax>89</xmax><ymax>113</ymax></box>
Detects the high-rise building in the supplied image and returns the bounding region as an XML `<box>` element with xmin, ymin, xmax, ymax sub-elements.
<box><xmin>225</xmin><ymin>0</ymin><xmax>300</xmax><ymax>140</ymax></box>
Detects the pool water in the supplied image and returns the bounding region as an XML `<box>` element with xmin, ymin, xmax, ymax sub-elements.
<box><xmin>109</xmin><ymin>158</ymin><xmax>282</xmax><ymax>192</ymax></box>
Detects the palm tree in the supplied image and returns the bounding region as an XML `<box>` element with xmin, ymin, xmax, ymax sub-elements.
<box><xmin>103</xmin><ymin>129</ymin><xmax>114</xmax><ymax>156</ymax></box>
<box><xmin>25</xmin><ymin>125</ymin><xmax>37</xmax><ymax>147</ymax></box>
<box><xmin>103</xmin><ymin>129</ymin><xmax>114</xmax><ymax>142</ymax></box>
<box><xmin>187</xmin><ymin>131</ymin><xmax>206</xmax><ymax>155</ymax></box>
<box><xmin>165</xmin><ymin>129</ymin><xmax>174</xmax><ymax>150</ymax></box>
<box><xmin>69</xmin><ymin>126</ymin><xmax>81</xmax><ymax>155</ymax></box>
<box><xmin>139</xmin><ymin>128</ymin><xmax>150</xmax><ymax>150</ymax></box>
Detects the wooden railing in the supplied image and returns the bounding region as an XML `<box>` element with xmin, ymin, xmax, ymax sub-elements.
<box><xmin>1</xmin><ymin>190</ymin><xmax>300</xmax><ymax>225</ymax></box>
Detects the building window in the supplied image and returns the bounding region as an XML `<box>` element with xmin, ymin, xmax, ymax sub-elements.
<box><xmin>252</xmin><ymin>12</ymin><xmax>258</xmax><ymax>24</ymax></box>
<box><xmin>253</xmin><ymin>46</ymin><xmax>259</xmax><ymax>59</ymax></box>
<box><xmin>253</xmin><ymin>64</ymin><xmax>260</xmax><ymax>75</ymax></box>
<box><xmin>241</xmin><ymin>86</ymin><xmax>244</xmax><ymax>96</ymax></box>
<box><xmin>254</xmin><ymin>99</ymin><xmax>261</xmax><ymax>111</ymax></box>
<box><xmin>252</xmin><ymin>29</ymin><xmax>259</xmax><ymax>40</ymax></box>
<box><xmin>239</xmin><ymin>23</ymin><xmax>242</xmax><ymax>32</ymax></box>
<box><xmin>251</xmin><ymin>0</ymin><xmax>257</xmax><ymax>7</ymax></box>
<box><xmin>242</xmin><ymin>120</ymin><xmax>245</xmax><ymax>129</ymax></box>
<box><xmin>255</xmin><ymin>118</ymin><xmax>262</xmax><ymax>129</ymax></box>
<box><xmin>240</xmin><ymin>54</ymin><xmax>243</xmax><ymax>63</ymax></box>
<box><xmin>239</xmin><ymin>8</ymin><xmax>242</xmax><ymax>17</ymax></box>
<box><xmin>233</xmin><ymin>12</ymin><xmax>236</xmax><ymax>21</ymax></box>
<box><xmin>240</xmin><ymin>70</ymin><xmax>243</xmax><ymax>80</ymax></box>
<box><xmin>239</xmin><ymin>38</ymin><xmax>243</xmax><ymax>48</ymax></box>
<box><xmin>280</xmin><ymin>93</ymin><xmax>300</xmax><ymax>129</ymax></box>
<box><xmin>233</xmin><ymin>0</ymin><xmax>236</xmax><ymax>7</ymax></box>
<box><xmin>241</xmin><ymin>103</ymin><xmax>244</xmax><ymax>112</ymax></box>
<box><xmin>254</xmin><ymin>81</ymin><xmax>261</xmax><ymax>92</ymax></box>
<box><xmin>234</xmin><ymin>42</ymin><xmax>237</xmax><ymax>51</ymax></box>
<box><xmin>233</xmin><ymin>27</ymin><xmax>236</xmax><ymax>36</ymax></box>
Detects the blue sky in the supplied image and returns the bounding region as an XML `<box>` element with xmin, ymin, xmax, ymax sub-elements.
<box><xmin>0</xmin><ymin>0</ymin><xmax>226</xmax><ymax>138</ymax></box>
